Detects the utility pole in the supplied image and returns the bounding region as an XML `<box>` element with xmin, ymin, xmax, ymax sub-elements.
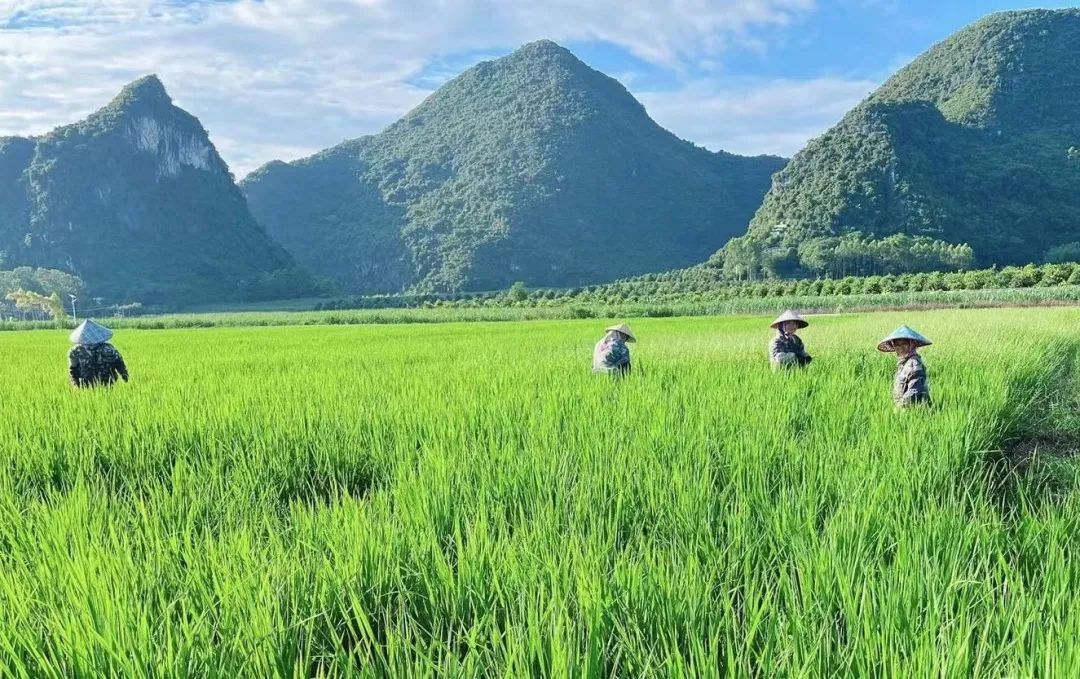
<box><xmin>70</xmin><ymin>295</ymin><xmax>77</xmax><ymax>324</ymax></box>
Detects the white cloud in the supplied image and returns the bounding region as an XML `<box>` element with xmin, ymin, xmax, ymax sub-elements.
<box><xmin>639</xmin><ymin>77</ymin><xmax>878</xmax><ymax>158</ymax></box>
<box><xmin>0</xmin><ymin>0</ymin><xmax>838</xmax><ymax>176</ymax></box>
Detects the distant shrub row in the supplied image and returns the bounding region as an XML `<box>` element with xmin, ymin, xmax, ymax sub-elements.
<box><xmin>580</xmin><ymin>261</ymin><xmax>1080</xmax><ymax>305</ymax></box>
<box><xmin>316</xmin><ymin>261</ymin><xmax>1080</xmax><ymax>311</ymax></box>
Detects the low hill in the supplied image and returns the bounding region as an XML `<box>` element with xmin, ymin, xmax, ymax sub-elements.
<box><xmin>243</xmin><ymin>40</ymin><xmax>786</xmax><ymax>294</ymax></box>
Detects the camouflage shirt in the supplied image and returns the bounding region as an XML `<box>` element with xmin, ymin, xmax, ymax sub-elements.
<box><xmin>593</xmin><ymin>335</ymin><xmax>631</xmax><ymax>375</ymax></box>
<box><xmin>769</xmin><ymin>332</ymin><xmax>812</xmax><ymax>368</ymax></box>
<box><xmin>893</xmin><ymin>353</ymin><xmax>930</xmax><ymax>407</ymax></box>
<box><xmin>69</xmin><ymin>343</ymin><xmax>129</xmax><ymax>388</ymax></box>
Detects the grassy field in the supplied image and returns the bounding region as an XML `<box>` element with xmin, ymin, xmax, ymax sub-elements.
<box><xmin>2</xmin><ymin>308</ymin><xmax>1080</xmax><ymax>676</ymax></box>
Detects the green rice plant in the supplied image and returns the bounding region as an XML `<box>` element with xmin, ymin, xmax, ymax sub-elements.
<box><xmin>0</xmin><ymin>308</ymin><xmax>1079</xmax><ymax>676</ymax></box>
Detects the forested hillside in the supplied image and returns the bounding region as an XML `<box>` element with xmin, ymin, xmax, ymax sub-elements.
<box><xmin>243</xmin><ymin>40</ymin><xmax>786</xmax><ymax>294</ymax></box>
<box><xmin>0</xmin><ymin>76</ymin><xmax>314</xmax><ymax>304</ymax></box>
<box><xmin>717</xmin><ymin>9</ymin><xmax>1080</xmax><ymax>279</ymax></box>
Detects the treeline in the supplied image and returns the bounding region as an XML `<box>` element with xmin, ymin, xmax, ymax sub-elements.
<box><xmin>0</xmin><ymin>267</ymin><xmax>83</xmax><ymax>299</ymax></box>
<box><xmin>719</xmin><ymin>232</ymin><xmax>975</xmax><ymax>280</ymax></box>
<box><xmin>0</xmin><ymin>268</ymin><xmax>84</xmax><ymax>321</ymax></box>
<box><xmin>557</xmin><ymin>261</ymin><xmax>1080</xmax><ymax>307</ymax></box>
<box><xmin>315</xmin><ymin>294</ymin><xmax>468</xmax><ymax>311</ymax></box>
<box><xmin>316</xmin><ymin>261</ymin><xmax>1080</xmax><ymax>312</ymax></box>
<box><xmin>12</xmin><ymin>286</ymin><xmax>1080</xmax><ymax>333</ymax></box>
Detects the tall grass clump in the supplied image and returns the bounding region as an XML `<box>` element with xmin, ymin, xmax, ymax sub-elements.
<box><xmin>0</xmin><ymin>308</ymin><xmax>1079</xmax><ymax>676</ymax></box>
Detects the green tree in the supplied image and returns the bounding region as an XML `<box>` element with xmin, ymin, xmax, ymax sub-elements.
<box><xmin>507</xmin><ymin>281</ymin><xmax>528</xmax><ymax>302</ymax></box>
<box><xmin>6</xmin><ymin>289</ymin><xmax>66</xmax><ymax>321</ymax></box>
<box><xmin>1043</xmin><ymin>242</ymin><xmax>1080</xmax><ymax>264</ymax></box>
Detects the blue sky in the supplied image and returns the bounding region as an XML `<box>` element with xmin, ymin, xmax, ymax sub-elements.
<box><xmin>0</xmin><ymin>1</ymin><xmax>1075</xmax><ymax>175</ymax></box>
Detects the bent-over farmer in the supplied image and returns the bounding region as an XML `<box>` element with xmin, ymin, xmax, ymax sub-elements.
<box><xmin>878</xmin><ymin>325</ymin><xmax>931</xmax><ymax>408</ymax></box>
<box><xmin>769</xmin><ymin>310</ymin><xmax>812</xmax><ymax>369</ymax></box>
<box><xmin>593</xmin><ymin>324</ymin><xmax>635</xmax><ymax>376</ymax></box>
<box><xmin>69</xmin><ymin>320</ymin><xmax>129</xmax><ymax>388</ymax></box>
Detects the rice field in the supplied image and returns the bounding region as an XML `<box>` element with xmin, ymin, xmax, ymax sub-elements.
<box><xmin>2</xmin><ymin>307</ymin><xmax>1080</xmax><ymax>676</ymax></box>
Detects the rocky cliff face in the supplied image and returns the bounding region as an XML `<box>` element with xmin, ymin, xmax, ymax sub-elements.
<box><xmin>126</xmin><ymin>116</ymin><xmax>214</xmax><ymax>176</ymax></box>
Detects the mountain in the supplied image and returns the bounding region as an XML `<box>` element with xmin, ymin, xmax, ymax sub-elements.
<box><xmin>0</xmin><ymin>76</ymin><xmax>312</xmax><ymax>304</ymax></box>
<box><xmin>242</xmin><ymin>40</ymin><xmax>786</xmax><ymax>294</ymax></box>
<box><xmin>717</xmin><ymin>9</ymin><xmax>1080</xmax><ymax>279</ymax></box>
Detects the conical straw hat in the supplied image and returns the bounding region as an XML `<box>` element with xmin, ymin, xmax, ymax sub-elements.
<box><xmin>877</xmin><ymin>325</ymin><xmax>932</xmax><ymax>352</ymax></box>
<box><xmin>605</xmin><ymin>323</ymin><xmax>636</xmax><ymax>342</ymax></box>
<box><xmin>770</xmin><ymin>310</ymin><xmax>808</xmax><ymax>330</ymax></box>
<box><xmin>69</xmin><ymin>319</ymin><xmax>113</xmax><ymax>345</ymax></box>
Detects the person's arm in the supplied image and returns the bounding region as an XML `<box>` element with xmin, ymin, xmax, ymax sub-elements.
<box><xmin>68</xmin><ymin>350</ymin><xmax>81</xmax><ymax>387</ymax></box>
<box><xmin>770</xmin><ymin>336</ymin><xmax>796</xmax><ymax>366</ymax></box>
<box><xmin>592</xmin><ymin>341</ymin><xmax>607</xmax><ymax>372</ymax></box>
<box><xmin>114</xmin><ymin>352</ymin><xmax>129</xmax><ymax>382</ymax></box>
<box><xmin>611</xmin><ymin>342</ymin><xmax>631</xmax><ymax>369</ymax></box>
<box><xmin>796</xmin><ymin>337</ymin><xmax>811</xmax><ymax>359</ymax></box>
<box><xmin>791</xmin><ymin>336</ymin><xmax>811</xmax><ymax>365</ymax></box>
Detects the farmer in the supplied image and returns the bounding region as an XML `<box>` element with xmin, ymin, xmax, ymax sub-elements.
<box><xmin>769</xmin><ymin>310</ymin><xmax>812</xmax><ymax>369</ymax></box>
<box><xmin>68</xmin><ymin>319</ymin><xmax>129</xmax><ymax>388</ymax></box>
<box><xmin>878</xmin><ymin>325</ymin><xmax>931</xmax><ymax>408</ymax></box>
<box><xmin>593</xmin><ymin>323</ymin><xmax>635</xmax><ymax>376</ymax></box>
